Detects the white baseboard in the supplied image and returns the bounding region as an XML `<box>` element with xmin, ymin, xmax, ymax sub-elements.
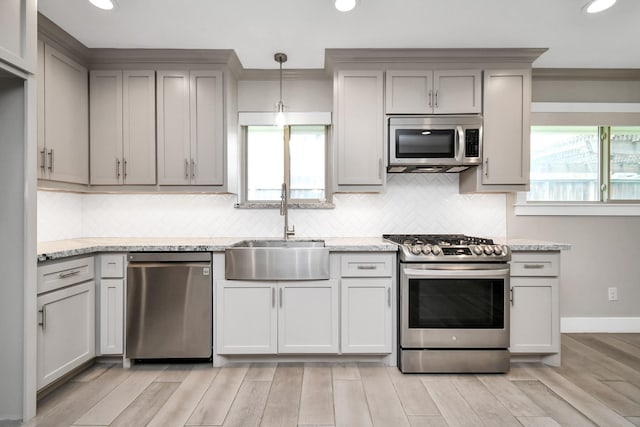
<box><xmin>561</xmin><ymin>317</ymin><xmax>640</xmax><ymax>333</ymax></box>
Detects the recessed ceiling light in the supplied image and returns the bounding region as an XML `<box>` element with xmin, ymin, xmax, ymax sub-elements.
<box><xmin>89</xmin><ymin>0</ymin><xmax>116</xmax><ymax>10</ymax></box>
<box><xmin>583</xmin><ymin>0</ymin><xmax>617</xmax><ymax>13</ymax></box>
<box><xmin>335</xmin><ymin>0</ymin><xmax>357</xmax><ymax>12</ymax></box>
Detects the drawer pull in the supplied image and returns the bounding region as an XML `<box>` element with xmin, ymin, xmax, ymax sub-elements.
<box><xmin>523</xmin><ymin>264</ymin><xmax>545</xmax><ymax>269</ymax></box>
<box><xmin>387</xmin><ymin>287</ymin><xmax>391</xmax><ymax>307</ymax></box>
<box><xmin>357</xmin><ymin>265</ymin><xmax>377</xmax><ymax>270</ymax></box>
<box><xmin>510</xmin><ymin>287</ymin><xmax>514</xmax><ymax>306</ymax></box>
<box><xmin>59</xmin><ymin>270</ymin><xmax>81</xmax><ymax>279</ymax></box>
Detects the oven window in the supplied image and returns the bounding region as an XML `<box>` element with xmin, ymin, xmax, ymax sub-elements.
<box><xmin>396</xmin><ymin>129</ymin><xmax>456</xmax><ymax>158</ymax></box>
<box><xmin>408</xmin><ymin>278</ymin><xmax>504</xmax><ymax>329</ymax></box>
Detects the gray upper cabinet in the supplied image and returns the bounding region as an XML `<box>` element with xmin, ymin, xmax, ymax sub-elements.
<box><xmin>0</xmin><ymin>0</ymin><xmax>37</xmax><ymax>73</ymax></box>
<box><xmin>39</xmin><ymin>42</ymin><xmax>89</xmax><ymax>184</ymax></box>
<box><xmin>90</xmin><ymin>70</ymin><xmax>156</xmax><ymax>185</ymax></box>
<box><xmin>385</xmin><ymin>69</ymin><xmax>481</xmax><ymax>114</ymax></box>
<box><xmin>157</xmin><ymin>70</ymin><xmax>224</xmax><ymax>186</ymax></box>
<box><xmin>334</xmin><ymin>70</ymin><xmax>385</xmax><ymax>190</ymax></box>
<box><xmin>460</xmin><ymin>68</ymin><xmax>532</xmax><ymax>192</ymax></box>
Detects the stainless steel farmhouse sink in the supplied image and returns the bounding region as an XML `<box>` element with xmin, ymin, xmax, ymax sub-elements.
<box><xmin>225</xmin><ymin>240</ymin><xmax>329</xmax><ymax>280</ymax></box>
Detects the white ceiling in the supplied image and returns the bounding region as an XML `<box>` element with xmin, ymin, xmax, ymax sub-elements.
<box><xmin>38</xmin><ymin>0</ymin><xmax>640</xmax><ymax>70</ymax></box>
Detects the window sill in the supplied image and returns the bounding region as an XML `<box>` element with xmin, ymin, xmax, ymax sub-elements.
<box><xmin>235</xmin><ymin>202</ymin><xmax>335</xmax><ymax>210</ymax></box>
<box><xmin>514</xmin><ymin>202</ymin><xmax>640</xmax><ymax>216</ymax></box>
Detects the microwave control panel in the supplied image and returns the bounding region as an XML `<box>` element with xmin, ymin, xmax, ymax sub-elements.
<box><xmin>465</xmin><ymin>129</ymin><xmax>480</xmax><ymax>158</ymax></box>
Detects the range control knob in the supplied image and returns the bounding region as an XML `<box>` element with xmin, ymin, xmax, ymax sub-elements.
<box><xmin>493</xmin><ymin>245</ymin><xmax>503</xmax><ymax>255</ymax></box>
<box><xmin>410</xmin><ymin>245</ymin><xmax>423</xmax><ymax>255</ymax></box>
<box><xmin>431</xmin><ymin>245</ymin><xmax>442</xmax><ymax>255</ymax></box>
<box><xmin>483</xmin><ymin>245</ymin><xmax>493</xmax><ymax>255</ymax></box>
<box><xmin>422</xmin><ymin>245</ymin><xmax>432</xmax><ymax>255</ymax></box>
<box><xmin>471</xmin><ymin>245</ymin><xmax>483</xmax><ymax>255</ymax></box>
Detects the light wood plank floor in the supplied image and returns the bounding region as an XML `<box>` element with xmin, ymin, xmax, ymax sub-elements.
<box><xmin>22</xmin><ymin>334</ymin><xmax>640</xmax><ymax>427</ymax></box>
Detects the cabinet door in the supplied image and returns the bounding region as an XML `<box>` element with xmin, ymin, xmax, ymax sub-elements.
<box><xmin>123</xmin><ymin>70</ymin><xmax>156</xmax><ymax>184</ymax></box>
<box><xmin>0</xmin><ymin>0</ymin><xmax>37</xmax><ymax>73</ymax></box>
<box><xmin>278</xmin><ymin>280</ymin><xmax>339</xmax><ymax>354</ymax></box>
<box><xmin>385</xmin><ymin>70</ymin><xmax>432</xmax><ymax>114</ymax></box>
<box><xmin>43</xmin><ymin>44</ymin><xmax>89</xmax><ymax>184</ymax></box>
<box><xmin>37</xmin><ymin>281</ymin><xmax>95</xmax><ymax>390</ymax></box>
<box><xmin>433</xmin><ymin>70</ymin><xmax>481</xmax><ymax>114</ymax></box>
<box><xmin>482</xmin><ymin>69</ymin><xmax>531</xmax><ymax>185</ymax></box>
<box><xmin>336</xmin><ymin>70</ymin><xmax>384</xmax><ymax>187</ymax></box>
<box><xmin>157</xmin><ymin>71</ymin><xmax>191</xmax><ymax>185</ymax></box>
<box><xmin>341</xmin><ymin>278</ymin><xmax>392</xmax><ymax>354</ymax></box>
<box><xmin>90</xmin><ymin>70</ymin><xmax>123</xmax><ymax>185</ymax></box>
<box><xmin>190</xmin><ymin>70</ymin><xmax>224</xmax><ymax>185</ymax></box>
<box><xmin>216</xmin><ymin>280</ymin><xmax>277</xmax><ymax>354</ymax></box>
<box><xmin>510</xmin><ymin>277</ymin><xmax>559</xmax><ymax>354</ymax></box>
<box><xmin>99</xmin><ymin>279</ymin><xmax>124</xmax><ymax>355</ymax></box>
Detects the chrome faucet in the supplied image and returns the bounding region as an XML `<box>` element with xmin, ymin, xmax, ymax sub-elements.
<box><xmin>280</xmin><ymin>182</ymin><xmax>295</xmax><ymax>239</ymax></box>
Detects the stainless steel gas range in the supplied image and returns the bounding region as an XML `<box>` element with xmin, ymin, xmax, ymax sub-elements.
<box><xmin>383</xmin><ymin>234</ymin><xmax>511</xmax><ymax>373</ymax></box>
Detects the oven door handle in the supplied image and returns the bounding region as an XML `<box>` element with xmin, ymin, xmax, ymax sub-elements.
<box><xmin>403</xmin><ymin>267</ymin><xmax>510</xmax><ymax>278</ymax></box>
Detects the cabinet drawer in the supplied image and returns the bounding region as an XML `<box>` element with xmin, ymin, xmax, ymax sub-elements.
<box><xmin>341</xmin><ymin>254</ymin><xmax>394</xmax><ymax>277</ymax></box>
<box><xmin>511</xmin><ymin>252</ymin><xmax>560</xmax><ymax>277</ymax></box>
<box><xmin>38</xmin><ymin>256</ymin><xmax>95</xmax><ymax>294</ymax></box>
<box><xmin>100</xmin><ymin>254</ymin><xmax>125</xmax><ymax>278</ymax></box>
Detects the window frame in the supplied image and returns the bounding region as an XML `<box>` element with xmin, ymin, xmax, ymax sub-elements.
<box><xmin>236</xmin><ymin>112</ymin><xmax>333</xmax><ymax>208</ymax></box>
<box><xmin>515</xmin><ymin>103</ymin><xmax>640</xmax><ymax>216</ymax></box>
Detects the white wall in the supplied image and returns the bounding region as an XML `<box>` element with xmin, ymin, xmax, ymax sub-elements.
<box><xmin>38</xmin><ymin>174</ymin><xmax>506</xmax><ymax>240</ymax></box>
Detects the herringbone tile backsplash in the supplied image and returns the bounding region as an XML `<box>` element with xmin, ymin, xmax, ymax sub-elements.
<box><xmin>38</xmin><ymin>174</ymin><xmax>506</xmax><ymax>241</ymax></box>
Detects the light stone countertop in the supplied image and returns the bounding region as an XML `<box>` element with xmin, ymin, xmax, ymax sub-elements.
<box><xmin>37</xmin><ymin>237</ymin><xmax>399</xmax><ymax>261</ymax></box>
<box><xmin>37</xmin><ymin>236</ymin><xmax>570</xmax><ymax>262</ymax></box>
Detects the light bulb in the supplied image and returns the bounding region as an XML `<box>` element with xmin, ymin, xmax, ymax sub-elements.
<box><xmin>584</xmin><ymin>0</ymin><xmax>616</xmax><ymax>13</ymax></box>
<box><xmin>275</xmin><ymin>101</ymin><xmax>286</xmax><ymax>127</ymax></box>
<box><xmin>89</xmin><ymin>0</ymin><xmax>115</xmax><ymax>10</ymax></box>
<box><xmin>335</xmin><ymin>0</ymin><xmax>356</xmax><ymax>12</ymax></box>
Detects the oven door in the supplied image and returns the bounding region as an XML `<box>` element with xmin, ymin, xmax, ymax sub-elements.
<box><xmin>389</xmin><ymin>124</ymin><xmax>463</xmax><ymax>166</ymax></box>
<box><xmin>400</xmin><ymin>263</ymin><xmax>510</xmax><ymax>349</ymax></box>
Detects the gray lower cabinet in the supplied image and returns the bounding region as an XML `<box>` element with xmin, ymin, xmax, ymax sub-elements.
<box><xmin>156</xmin><ymin>70</ymin><xmax>224</xmax><ymax>186</ymax></box>
<box><xmin>334</xmin><ymin>70</ymin><xmax>385</xmax><ymax>191</ymax></box>
<box><xmin>215</xmin><ymin>279</ymin><xmax>340</xmax><ymax>354</ymax></box>
<box><xmin>96</xmin><ymin>254</ymin><xmax>125</xmax><ymax>355</ymax></box>
<box><xmin>37</xmin><ymin>257</ymin><xmax>96</xmax><ymax>390</ymax></box>
<box><xmin>38</xmin><ymin>41</ymin><xmax>89</xmax><ymax>184</ymax></box>
<box><xmin>509</xmin><ymin>251</ymin><xmax>560</xmax><ymax>364</ymax></box>
<box><xmin>90</xmin><ymin>70</ymin><xmax>156</xmax><ymax>185</ymax></box>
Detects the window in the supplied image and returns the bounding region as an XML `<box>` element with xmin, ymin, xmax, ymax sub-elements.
<box><xmin>244</xmin><ymin>124</ymin><xmax>329</xmax><ymax>204</ymax></box>
<box><xmin>527</xmin><ymin>125</ymin><xmax>640</xmax><ymax>203</ymax></box>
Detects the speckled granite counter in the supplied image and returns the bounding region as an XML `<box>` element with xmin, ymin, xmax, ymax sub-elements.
<box><xmin>37</xmin><ymin>237</ymin><xmax>399</xmax><ymax>261</ymax></box>
<box><xmin>498</xmin><ymin>238</ymin><xmax>571</xmax><ymax>252</ymax></box>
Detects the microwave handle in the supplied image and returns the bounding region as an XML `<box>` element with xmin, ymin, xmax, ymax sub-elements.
<box><xmin>456</xmin><ymin>126</ymin><xmax>464</xmax><ymax>162</ymax></box>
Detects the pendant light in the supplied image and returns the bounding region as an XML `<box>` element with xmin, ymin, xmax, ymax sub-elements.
<box><xmin>583</xmin><ymin>0</ymin><xmax>616</xmax><ymax>13</ymax></box>
<box><xmin>274</xmin><ymin>52</ymin><xmax>287</xmax><ymax>127</ymax></box>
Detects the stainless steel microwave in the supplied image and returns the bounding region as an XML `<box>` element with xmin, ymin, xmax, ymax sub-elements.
<box><xmin>388</xmin><ymin>115</ymin><xmax>482</xmax><ymax>173</ymax></box>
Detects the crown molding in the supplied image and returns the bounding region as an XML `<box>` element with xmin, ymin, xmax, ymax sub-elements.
<box><xmin>38</xmin><ymin>13</ymin><xmax>91</xmax><ymax>66</ymax></box>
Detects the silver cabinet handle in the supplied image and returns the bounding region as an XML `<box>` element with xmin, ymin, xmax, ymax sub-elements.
<box><xmin>387</xmin><ymin>287</ymin><xmax>391</xmax><ymax>307</ymax></box>
<box><xmin>523</xmin><ymin>264</ymin><xmax>545</xmax><ymax>269</ymax></box>
<box><xmin>47</xmin><ymin>149</ymin><xmax>54</xmax><ymax>172</ymax></box>
<box><xmin>40</xmin><ymin>149</ymin><xmax>46</xmax><ymax>170</ymax></box>
<box><xmin>357</xmin><ymin>265</ymin><xmax>377</xmax><ymax>270</ymax></box>
<box><xmin>123</xmin><ymin>159</ymin><xmax>128</xmax><ymax>178</ymax></box>
<box><xmin>39</xmin><ymin>306</ymin><xmax>47</xmax><ymax>330</ymax></box>
<box><xmin>279</xmin><ymin>288</ymin><xmax>283</xmax><ymax>308</ymax></box>
<box><xmin>428</xmin><ymin>90</ymin><xmax>432</xmax><ymax>108</ymax></box>
<box><xmin>484</xmin><ymin>158</ymin><xmax>489</xmax><ymax>177</ymax></box>
<box><xmin>510</xmin><ymin>287</ymin><xmax>514</xmax><ymax>306</ymax></box>
<box><xmin>191</xmin><ymin>159</ymin><xmax>195</xmax><ymax>178</ymax></box>
<box><xmin>59</xmin><ymin>270</ymin><xmax>80</xmax><ymax>279</ymax></box>
<box><xmin>184</xmin><ymin>159</ymin><xmax>189</xmax><ymax>179</ymax></box>
<box><xmin>378</xmin><ymin>158</ymin><xmax>383</xmax><ymax>180</ymax></box>
<box><xmin>434</xmin><ymin>90</ymin><xmax>439</xmax><ymax>108</ymax></box>
<box><xmin>116</xmin><ymin>158</ymin><xmax>121</xmax><ymax>178</ymax></box>
<box><xmin>272</xmin><ymin>287</ymin><xmax>276</xmax><ymax>308</ymax></box>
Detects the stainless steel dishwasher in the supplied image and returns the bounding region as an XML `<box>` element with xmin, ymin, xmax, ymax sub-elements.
<box><xmin>126</xmin><ymin>252</ymin><xmax>212</xmax><ymax>359</ymax></box>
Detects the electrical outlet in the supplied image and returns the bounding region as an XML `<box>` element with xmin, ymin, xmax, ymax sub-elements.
<box><xmin>608</xmin><ymin>287</ymin><xmax>618</xmax><ymax>301</ymax></box>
